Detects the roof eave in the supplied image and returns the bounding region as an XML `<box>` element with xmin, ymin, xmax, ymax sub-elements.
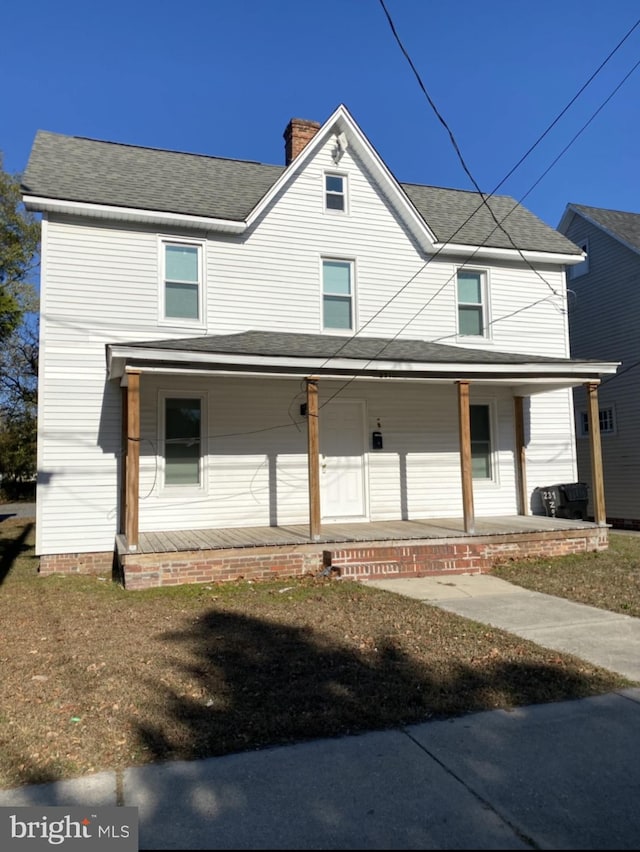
<box><xmin>558</xmin><ymin>204</ymin><xmax>640</xmax><ymax>257</ymax></box>
<box><xmin>22</xmin><ymin>195</ymin><xmax>247</xmax><ymax>234</ymax></box>
<box><xmin>107</xmin><ymin>342</ymin><xmax>619</xmax><ymax>384</ymax></box>
<box><xmin>432</xmin><ymin>241</ymin><xmax>584</xmax><ymax>265</ymax></box>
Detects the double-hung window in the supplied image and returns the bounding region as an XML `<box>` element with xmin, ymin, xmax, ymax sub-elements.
<box><xmin>325</xmin><ymin>174</ymin><xmax>346</xmax><ymax>212</ymax></box>
<box><xmin>470</xmin><ymin>404</ymin><xmax>492</xmax><ymax>480</ymax></box>
<box><xmin>163</xmin><ymin>396</ymin><xmax>203</xmax><ymax>487</ymax></box>
<box><xmin>457</xmin><ymin>269</ymin><xmax>487</xmax><ymax>337</ymax></box>
<box><xmin>580</xmin><ymin>406</ymin><xmax>616</xmax><ymax>437</ymax></box>
<box><xmin>322</xmin><ymin>259</ymin><xmax>353</xmax><ymax>331</ymax></box>
<box><xmin>161</xmin><ymin>240</ymin><xmax>203</xmax><ymax>323</ymax></box>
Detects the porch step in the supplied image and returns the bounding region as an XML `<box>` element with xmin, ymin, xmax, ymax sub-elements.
<box><xmin>326</xmin><ymin>542</ymin><xmax>490</xmax><ymax>580</ymax></box>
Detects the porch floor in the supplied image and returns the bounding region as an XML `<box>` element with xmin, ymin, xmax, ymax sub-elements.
<box><xmin>129</xmin><ymin>514</ymin><xmax>601</xmax><ymax>554</ymax></box>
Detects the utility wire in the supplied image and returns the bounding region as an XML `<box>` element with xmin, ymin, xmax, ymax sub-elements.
<box><xmin>304</xmin><ymin>4</ymin><xmax>640</xmax><ymax>379</ymax></box>
<box><xmin>138</xmin><ymin>13</ymin><xmax>640</xmax><ymax>452</ymax></box>
<box><xmin>149</xmin><ymin>38</ymin><xmax>639</xmax><ymax>450</ymax></box>
<box><xmin>378</xmin><ymin>0</ymin><xmax>640</xmax><ymax>300</ymax></box>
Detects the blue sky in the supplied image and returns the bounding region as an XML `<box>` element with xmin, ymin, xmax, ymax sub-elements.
<box><xmin>3</xmin><ymin>0</ymin><xmax>638</xmax><ymax>229</ymax></box>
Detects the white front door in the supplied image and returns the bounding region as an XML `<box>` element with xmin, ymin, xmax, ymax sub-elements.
<box><xmin>320</xmin><ymin>400</ymin><xmax>367</xmax><ymax>521</ymax></box>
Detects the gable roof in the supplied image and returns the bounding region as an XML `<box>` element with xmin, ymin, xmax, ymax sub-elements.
<box><xmin>23</xmin><ymin>106</ymin><xmax>580</xmax><ymax>257</ymax></box>
<box><xmin>559</xmin><ymin>203</ymin><xmax>640</xmax><ymax>255</ymax></box>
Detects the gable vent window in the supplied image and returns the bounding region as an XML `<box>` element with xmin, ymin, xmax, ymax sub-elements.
<box><xmin>325</xmin><ymin>174</ymin><xmax>346</xmax><ymax>212</ymax></box>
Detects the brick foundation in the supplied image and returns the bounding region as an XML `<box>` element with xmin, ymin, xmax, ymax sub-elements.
<box><xmin>39</xmin><ymin>551</ymin><xmax>114</xmax><ymax>576</ymax></box>
<box><xmin>121</xmin><ymin>544</ymin><xmax>326</xmax><ymax>591</ymax></box>
<box><xmin>116</xmin><ymin>526</ymin><xmax>608</xmax><ymax>590</ymax></box>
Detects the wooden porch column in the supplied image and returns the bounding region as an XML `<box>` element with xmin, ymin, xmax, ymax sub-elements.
<box><xmin>457</xmin><ymin>380</ymin><xmax>475</xmax><ymax>534</ymax></box>
<box><xmin>119</xmin><ymin>386</ymin><xmax>128</xmax><ymax>534</ymax></box>
<box><xmin>125</xmin><ymin>370</ymin><xmax>141</xmax><ymax>550</ymax></box>
<box><xmin>306</xmin><ymin>377</ymin><xmax>321</xmax><ymax>541</ymax></box>
<box><xmin>586</xmin><ymin>381</ymin><xmax>607</xmax><ymax>525</ymax></box>
<box><xmin>514</xmin><ymin>396</ymin><xmax>528</xmax><ymax>515</ymax></box>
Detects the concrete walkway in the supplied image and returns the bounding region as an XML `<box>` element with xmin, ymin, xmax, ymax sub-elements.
<box><xmin>2</xmin><ymin>573</ymin><xmax>640</xmax><ymax>849</ymax></box>
<box><xmin>367</xmin><ymin>574</ymin><xmax>640</xmax><ymax>681</ymax></box>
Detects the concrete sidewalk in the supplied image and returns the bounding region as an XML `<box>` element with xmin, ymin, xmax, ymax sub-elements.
<box><xmin>367</xmin><ymin>574</ymin><xmax>640</xmax><ymax>681</ymax></box>
<box><xmin>1</xmin><ymin>690</ymin><xmax>640</xmax><ymax>849</ymax></box>
<box><xmin>3</xmin><ymin>573</ymin><xmax>640</xmax><ymax>849</ymax></box>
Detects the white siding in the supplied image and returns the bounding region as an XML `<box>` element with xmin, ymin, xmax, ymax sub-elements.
<box><xmin>37</xmin><ymin>133</ymin><xmax>576</xmax><ymax>554</ymax></box>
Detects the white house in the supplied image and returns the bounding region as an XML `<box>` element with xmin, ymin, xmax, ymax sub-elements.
<box><xmin>22</xmin><ymin>105</ymin><xmax>618</xmax><ymax>589</ymax></box>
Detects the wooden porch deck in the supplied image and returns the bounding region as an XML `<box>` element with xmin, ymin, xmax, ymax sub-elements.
<box><xmin>131</xmin><ymin>515</ymin><xmax>601</xmax><ymax>555</ymax></box>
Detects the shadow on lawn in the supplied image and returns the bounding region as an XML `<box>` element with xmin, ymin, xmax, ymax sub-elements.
<box><xmin>0</xmin><ymin>522</ymin><xmax>34</xmax><ymax>586</ymax></box>
<box><xmin>134</xmin><ymin>607</ymin><xmax>609</xmax><ymax>764</ymax></box>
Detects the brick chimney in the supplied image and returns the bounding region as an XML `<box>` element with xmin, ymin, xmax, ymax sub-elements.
<box><xmin>283</xmin><ymin>118</ymin><xmax>321</xmax><ymax>165</ymax></box>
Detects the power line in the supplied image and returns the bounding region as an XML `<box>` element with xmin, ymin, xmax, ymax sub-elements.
<box><xmin>303</xmin><ymin>3</ymin><xmax>640</xmax><ymax>382</ymax></box>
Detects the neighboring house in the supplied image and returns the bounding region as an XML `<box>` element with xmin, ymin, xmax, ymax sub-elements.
<box><xmin>22</xmin><ymin>105</ymin><xmax>618</xmax><ymax>588</ymax></box>
<box><xmin>558</xmin><ymin>203</ymin><xmax>640</xmax><ymax>527</ymax></box>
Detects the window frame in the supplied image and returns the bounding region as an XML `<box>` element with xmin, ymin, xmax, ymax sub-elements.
<box><xmin>469</xmin><ymin>402</ymin><xmax>498</xmax><ymax>483</ymax></box>
<box><xmin>158</xmin><ymin>390</ymin><xmax>207</xmax><ymax>491</ymax></box>
<box><xmin>324</xmin><ymin>172</ymin><xmax>348</xmax><ymax>214</ymax></box>
<box><xmin>456</xmin><ymin>267</ymin><xmax>490</xmax><ymax>340</ymax></box>
<box><xmin>579</xmin><ymin>404</ymin><xmax>616</xmax><ymax>438</ymax></box>
<box><xmin>568</xmin><ymin>239</ymin><xmax>589</xmax><ymax>280</ymax></box>
<box><xmin>321</xmin><ymin>257</ymin><xmax>355</xmax><ymax>333</ymax></box>
<box><xmin>158</xmin><ymin>236</ymin><xmax>205</xmax><ymax>327</ymax></box>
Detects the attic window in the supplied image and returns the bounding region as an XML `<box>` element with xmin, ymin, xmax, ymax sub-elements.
<box><xmin>325</xmin><ymin>174</ymin><xmax>346</xmax><ymax>212</ymax></box>
<box><xmin>568</xmin><ymin>239</ymin><xmax>589</xmax><ymax>279</ymax></box>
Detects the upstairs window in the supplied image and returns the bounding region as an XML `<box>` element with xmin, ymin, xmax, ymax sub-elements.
<box><xmin>325</xmin><ymin>174</ymin><xmax>346</xmax><ymax>212</ymax></box>
<box><xmin>323</xmin><ymin>260</ymin><xmax>353</xmax><ymax>331</ymax></box>
<box><xmin>470</xmin><ymin>404</ymin><xmax>492</xmax><ymax>479</ymax></box>
<box><xmin>162</xmin><ymin>240</ymin><xmax>203</xmax><ymax>322</ymax></box>
<box><xmin>457</xmin><ymin>269</ymin><xmax>487</xmax><ymax>337</ymax></box>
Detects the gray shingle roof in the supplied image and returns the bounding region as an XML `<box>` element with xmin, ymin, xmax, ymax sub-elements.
<box><xmin>22</xmin><ymin>129</ymin><xmax>580</xmax><ymax>254</ymax></box>
<box><xmin>22</xmin><ymin>131</ymin><xmax>283</xmax><ymax>221</ymax></box>
<box><xmin>568</xmin><ymin>204</ymin><xmax>640</xmax><ymax>253</ymax></box>
<box><xmin>119</xmin><ymin>330</ymin><xmax>579</xmax><ymax>365</ymax></box>
<box><xmin>403</xmin><ymin>183</ymin><xmax>580</xmax><ymax>254</ymax></box>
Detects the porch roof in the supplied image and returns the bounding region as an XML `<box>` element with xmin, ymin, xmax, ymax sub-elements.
<box><xmin>107</xmin><ymin>330</ymin><xmax>619</xmax><ymax>392</ymax></box>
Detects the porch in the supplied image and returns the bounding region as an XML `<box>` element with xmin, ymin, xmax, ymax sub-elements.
<box><xmin>117</xmin><ymin>515</ymin><xmax>608</xmax><ymax>590</ymax></box>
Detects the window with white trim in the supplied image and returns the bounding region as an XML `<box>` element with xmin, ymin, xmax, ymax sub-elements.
<box><xmin>470</xmin><ymin>404</ymin><xmax>492</xmax><ymax>479</ymax></box>
<box><xmin>163</xmin><ymin>395</ymin><xmax>203</xmax><ymax>486</ymax></box>
<box><xmin>457</xmin><ymin>269</ymin><xmax>488</xmax><ymax>337</ymax></box>
<box><xmin>161</xmin><ymin>239</ymin><xmax>203</xmax><ymax>322</ymax></box>
<box><xmin>322</xmin><ymin>259</ymin><xmax>353</xmax><ymax>331</ymax></box>
<box><xmin>325</xmin><ymin>174</ymin><xmax>346</xmax><ymax>212</ymax></box>
<box><xmin>568</xmin><ymin>239</ymin><xmax>589</xmax><ymax>279</ymax></box>
<box><xmin>579</xmin><ymin>406</ymin><xmax>616</xmax><ymax>437</ymax></box>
